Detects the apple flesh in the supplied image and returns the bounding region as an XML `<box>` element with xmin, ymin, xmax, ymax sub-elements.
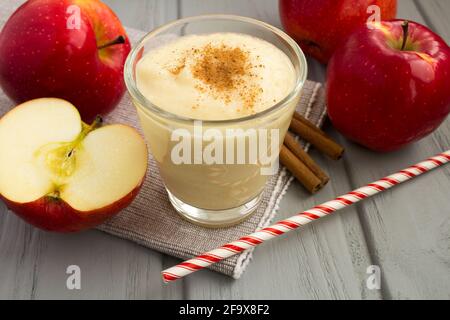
<box><xmin>0</xmin><ymin>98</ymin><xmax>148</xmax><ymax>232</ymax></box>
<box><xmin>326</xmin><ymin>20</ymin><xmax>450</xmax><ymax>152</ymax></box>
<box><xmin>0</xmin><ymin>0</ymin><xmax>131</xmax><ymax>123</ymax></box>
<box><xmin>279</xmin><ymin>0</ymin><xmax>397</xmax><ymax>63</ymax></box>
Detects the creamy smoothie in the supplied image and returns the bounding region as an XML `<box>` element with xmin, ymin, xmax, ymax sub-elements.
<box><xmin>136</xmin><ymin>33</ymin><xmax>296</xmax><ymax>120</ymax></box>
<box><xmin>132</xmin><ymin>31</ymin><xmax>301</xmax><ymax>226</ymax></box>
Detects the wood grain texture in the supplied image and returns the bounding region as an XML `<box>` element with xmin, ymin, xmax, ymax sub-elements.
<box><xmin>414</xmin><ymin>0</ymin><xmax>450</xmax><ymax>40</ymax></box>
<box><xmin>105</xmin><ymin>0</ymin><xmax>178</xmax><ymax>31</ymax></box>
<box><xmin>333</xmin><ymin>0</ymin><xmax>450</xmax><ymax>300</ymax></box>
<box><xmin>0</xmin><ymin>0</ymin><xmax>449</xmax><ymax>300</ymax></box>
<box><xmin>180</xmin><ymin>0</ymin><xmax>281</xmax><ymax>27</ymax></box>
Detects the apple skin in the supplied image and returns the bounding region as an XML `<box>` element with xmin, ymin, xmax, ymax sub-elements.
<box><xmin>1</xmin><ymin>182</ymin><xmax>143</xmax><ymax>233</ymax></box>
<box><xmin>0</xmin><ymin>0</ymin><xmax>131</xmax><ymax>123</ymax></box>
<box><xmin>279</xmin><ymin>0</ymin><xmax>397</xmax><ymax>64</ymax></box>
<box><xmin>326</xmin><ymin>20</ymin><xmax>450</xmax><ymax>152</ymax></box>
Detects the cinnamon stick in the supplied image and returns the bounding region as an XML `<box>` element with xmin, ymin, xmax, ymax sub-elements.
<box><xmin>284</xmin><ymin>132</ymin><xmax>329</xmax><ymax>186</ymax></box>
<box><xmin>280</xmin><ymin>145</ymin><xmax>323</xmax><ymax>194</ymax></box>
<box><xmin>293</xmin><ymin>111</ymin><xmax>327</xmax><ymax>136</ymax></box>
<box><xmin>290</xmin><ymin>113</ymin><xmax>344</xmax><ymax>160</ymax></box>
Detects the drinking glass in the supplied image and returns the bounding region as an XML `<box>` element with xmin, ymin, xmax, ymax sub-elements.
<box><xmin>125</xmin><ymin>15</ymin><xmax>307</xmax><ymax>227</ymax></box>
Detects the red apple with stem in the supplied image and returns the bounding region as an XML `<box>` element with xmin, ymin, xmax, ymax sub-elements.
<box><xmin>0</xmin><ymin>98</ymin><xmax>148</xmax><ymax>232</ymax></box>
<box><xmin>327</xmin><ymin>20</ymin><xmax>450</xmax><ymax>152</ymax></box>
<box><xmin>279</xmin><ymin>0</ymin><xmax>397</xmax><ymax>64</ymax></box>
<box><xmin>0</xmin><ymin>0</ymin><xmax>131</xmax><ymax>123</ymax></box>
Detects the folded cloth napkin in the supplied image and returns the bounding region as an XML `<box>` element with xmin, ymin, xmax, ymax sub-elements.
<box><xmin>0</xmin><ymin>5</ymin><xmax>327</xmax><ymax>278</ymax></box>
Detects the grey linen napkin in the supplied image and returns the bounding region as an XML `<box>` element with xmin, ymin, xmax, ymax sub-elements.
<box><xmin>0</xmin><ymin>3</ymin><xmax>327</xmax><ymax>278</ymax></box>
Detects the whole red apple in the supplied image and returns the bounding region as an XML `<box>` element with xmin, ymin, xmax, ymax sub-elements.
<box><xmin>280</xmin><ymin>0</ymin><xmax>397</xmax><ymax>64</ymax></box>
<box><xmin>0</xmin><ymin>0</ymin><xmax>131</xmax><ymax>123</ymax></box>
<box><xmin>327</xmin><ymin>20</ymin><xmax>450</xmax><ymax>152</ymax></box>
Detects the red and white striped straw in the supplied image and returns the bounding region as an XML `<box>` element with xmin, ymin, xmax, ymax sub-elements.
<box><xmin>162</xmin><ymin>150</ymin><xmax>450</xmax><ymax>283</ymax></box>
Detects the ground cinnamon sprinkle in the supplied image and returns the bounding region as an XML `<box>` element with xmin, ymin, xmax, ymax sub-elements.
<box><xmin>191</xmin><ymin>44</ymin><xmax>262</xmax><ymax>112</ymax></box>
<box><xmin>167</xmin><ymin>42</ymin><xmax>264</xmax><ymax>111</ymax></box>
<box><xmin>192</xmin><ymin>44</ymin><xmax>250</xmax><ymax>92</ymax></box>
<box><xmin>169</xmin><ymin>56</ymin><xmax>186</xmax><ymax>75</ymax></box>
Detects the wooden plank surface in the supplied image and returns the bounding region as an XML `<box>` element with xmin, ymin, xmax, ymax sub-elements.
<box><xmin>106</xmin><ymin>0</ymin><xmax>178</xmax><ymax>31</ymax></box>
<box><xmin>332</xmin><ymin>0</ymin><xmax>450</xmax><ymax>299</ymax></box>
<box><xmin>0</xmin><ymin>0</ymin><xmax>449</xmax><ymax>299</ymax></box>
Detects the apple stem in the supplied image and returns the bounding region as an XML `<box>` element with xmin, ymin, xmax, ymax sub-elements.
<box><xmin>98</xmin><ymin>35</ymin><xmax>126</xmax><ymax>50</ymax></box>
<box><xmin>401</xmin><ymin>21</ymin><xmax>409</xmax><ymax>51</ymax></box>
<box><xmin>66</xmin><ymin>116</ymin><xmax>102</xmax><ymax>159</ymax></box>
<box><xmin>81</xmin><ymin>116</ymin><xmax>103</xmax><ymax>139</ymax></box>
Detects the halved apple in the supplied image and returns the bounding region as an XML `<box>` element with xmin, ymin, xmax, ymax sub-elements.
<box><xmin>0</xmin><ymin>98</ymin><xmax>148</xmax><ymax>232</ymax></box>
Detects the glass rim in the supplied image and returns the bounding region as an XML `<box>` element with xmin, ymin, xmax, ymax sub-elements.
<box><xmin>124</xmin><ymin>14</ymin><xmax>308</xmax><ymax>125</ymax></box>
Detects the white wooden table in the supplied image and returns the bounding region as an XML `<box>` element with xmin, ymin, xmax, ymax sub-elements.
<box><xmin>0</xmin><ymin>0</ymin><xmax>449</xmax><ymax>300</ymax></box>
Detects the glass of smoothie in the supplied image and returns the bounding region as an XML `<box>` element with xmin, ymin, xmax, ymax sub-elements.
<box><xmin>125</xmin><ymin>15</ymin><xmax>307</xmax><ymax>227</ymax></box>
